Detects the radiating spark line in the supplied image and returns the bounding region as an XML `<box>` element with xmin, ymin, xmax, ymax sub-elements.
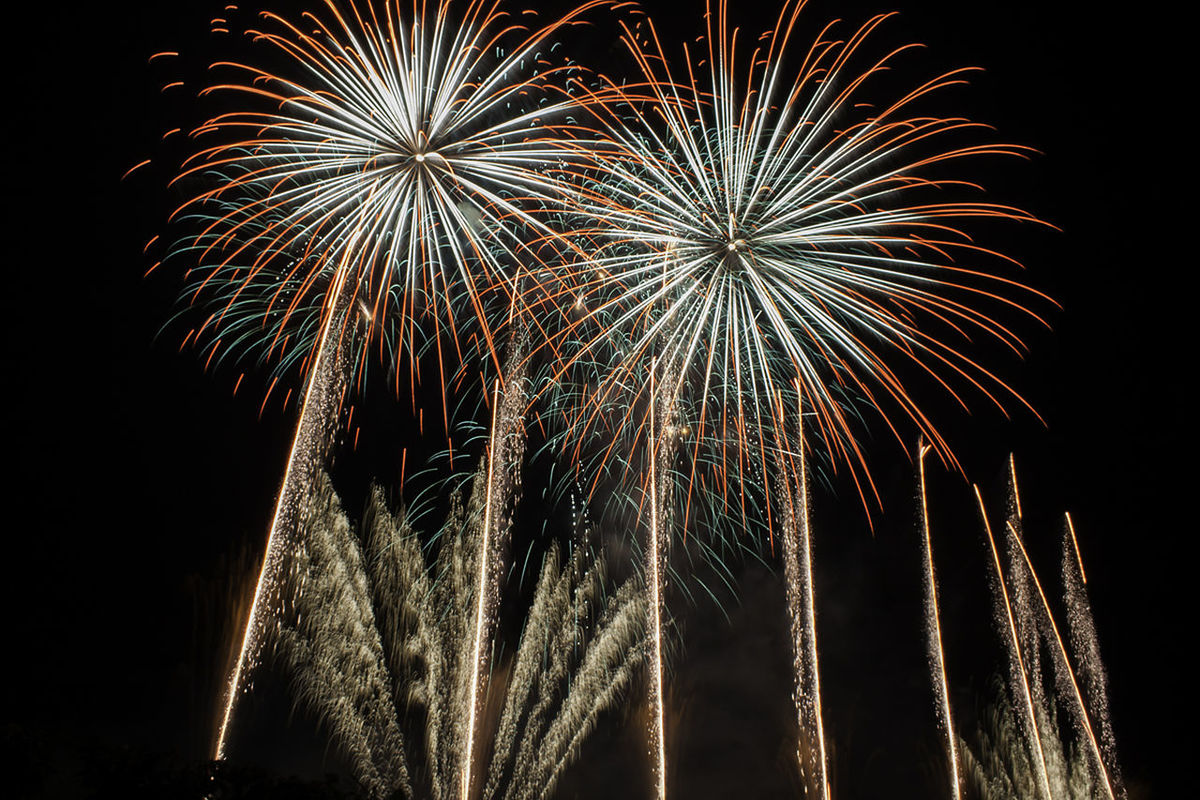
<box><xmin>1006</xmin><ymin>521</ymin><xmax>1116</xmax><ymax>800</ymax></box>
<box><xmin>917</xmin><ymin>442</ymin><xmax>960</xmax><ymax>800</ymax></box>
<box><xmin>974</xmin><ymin>485</ymin><xmax>1052</xmax><ymax>800</ymax></box>
<box><xmin>462</xmin><ymin>379</ymin><xmax>502</xmax><ymax>800</ymax></box>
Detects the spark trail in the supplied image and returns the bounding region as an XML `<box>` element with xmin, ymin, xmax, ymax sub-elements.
<box><xmin>1061</xmin><ymin>515</ymin><xmax>1124</xmax><ymax>798</ymax></box>
<box><xmin>917</xmin><ymin>442</ymin><xmax>961</xmax><ymax>799</ymax></box>
<box><xmin>213</xmin><ymin>267</ymin><xmax>353</xmax><ymax>759</ymax></box>
<box><xmin>462</xmin><ymin>368</ymin><xmax>530</xmax><ymax>800</ymax></box>
<box><xmin>957</xmin><ymin>472</ymin><xmax>1124</xmax><ymax>799</ymax></box>
<box><xmin>975</xmin><ymin>487</ymin><xmax>1053</xmax><ymax>800</ymax></box>
<box><xmin>646</xmin><ymin>371</ymin><xmax>668</xmax><ymax>800</ymax></box>
<box><xmin>463</xmin><ymin>381</ymin><xmax>502</xmax><ymax>800</ymax></box>
<box><xmin>779</xmin><ymin>403</ymin><xmax>829</xmax><ymax>799</ymax></box>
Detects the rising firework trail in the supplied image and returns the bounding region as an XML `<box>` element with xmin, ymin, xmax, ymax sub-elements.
<box><xmin>917</xmin><ymin>442</ymin><xmax>960</xmax><ymax>799</ymax></box>
<box><xmin>165</xmin><ymin>0</ymin><xmax>608</xmax><ymax>757</ymax></box>
<box><xmin>974</xmin><ymin>486</ymin><xmax>1052</xmax><ymax>800</ymax></box>
<box><xmin>646</xmin><ymin>366</ymin><xmax>668</xmax><ymax>800</ymax></box>
<box><xmin>214</xmin><ymin>263</ymin><xmax>354</xmax><ymax>759</ymax></box>
<box><xmin>963</xmin><ymin>477</ymin><xmax>1124</xmax><ymax>799</ymax></box>
<box><xmin>779</xmin><ymin>398</ymin><xmax>829</xmax><ymax>798</ymax></box>
<box><xmin>460</xmin><ymin>376</ymin><xmax>523</xmax><ymax>800</ymax></box>
<box><xmin>461</xmin><ymin>381</ymin><xmax>502</xmax><ymax>800</ymax></box>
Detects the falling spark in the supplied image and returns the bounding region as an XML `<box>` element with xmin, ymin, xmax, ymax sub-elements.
<box><xmin>917</xmin><ymin>442</ymin><xmax>960</xmax><ymax>800</ymax></box>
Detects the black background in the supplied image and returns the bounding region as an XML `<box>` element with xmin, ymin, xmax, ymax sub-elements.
<box><xmin>7</xmin><ymin>1</ymin><xmax>1181</xmax><ymax>797</ymax></box>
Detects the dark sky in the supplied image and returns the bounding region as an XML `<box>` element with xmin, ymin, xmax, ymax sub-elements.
<box><xmin>7</xmin><ymin>1</ymin><xmax>1180</xmax><ymax>797</ymax></box>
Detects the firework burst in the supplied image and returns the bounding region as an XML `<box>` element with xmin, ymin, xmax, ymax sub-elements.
<box><xmin>547</xmin><ymin>0</ymin><xmax>1053</xmax><ymax>522</ymax></box>
<box><xmin>173</xmin><ymin>0</ymin><xmax>608</xmax><ymax>407</ymax></box>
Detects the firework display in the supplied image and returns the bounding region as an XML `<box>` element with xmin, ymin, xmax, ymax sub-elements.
<box><xmin>138</xmin><ymin>0</ymin><xmax>1135</xmax><ymax>798</ymax></box>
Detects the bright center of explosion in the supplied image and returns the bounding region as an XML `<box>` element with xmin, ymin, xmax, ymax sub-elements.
<box><xmin>718</xmin><ymin>238</ymin><xmax>750</xmax><ymax>272</ymax></box>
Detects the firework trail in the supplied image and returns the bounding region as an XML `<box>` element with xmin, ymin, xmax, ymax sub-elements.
<box><xmin>958</xmin><ymin>472</ymin><xmax>1123</xmax><ymax>799</ymax></box>
<box><xmin>278</xmin><ymin>467</ymin><xmax>645</xmax><ymax>800</ymax></box>
<box><xmin>645</xmin><ymin>367</ymin><xmax>670</xmax><ymax>800</ymax></box>
<box><xmin>464</xmin><ymin>346</ymin><xmax>530</xmax><ymax>800</ymax></box>
<box><xmin>167</xmin><ymin>0</ymin><xmax>608</xmax><ymax>757</ymax></box>
<box><xmin>778</xmin><ymin>402</ymin><xmax>829</xmax><ymax>798</ymax></box>
<box><xmin>975</xmin><ymin>486</ymin><xmax>1053</xmax><ymax>800</ymax></box>
<box><xmin>1061</xmin><ymin>515</ymin><xmax>1124</xmax><ymax>797</ymax></box>
<box><xmin>917</xmin><ymin>442</ymin><xmax>961</xmax><ymax>799</ymax></box>
<box><xmin>214</xmin><ymin>279</ymin><xmax>352</xmax><ymax>759</ymax></box>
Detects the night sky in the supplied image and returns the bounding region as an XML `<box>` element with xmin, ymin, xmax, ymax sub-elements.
<box><xmin>7</xmin><ymin>1</ymin><xmax>1181</xmax><ymax>797</ymax></box>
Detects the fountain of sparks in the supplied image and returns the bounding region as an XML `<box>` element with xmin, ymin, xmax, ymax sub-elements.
<box><xmin>276</xmin><ymin>467</ymin><xmax>646</xmax><ymax>800</ymax></box>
